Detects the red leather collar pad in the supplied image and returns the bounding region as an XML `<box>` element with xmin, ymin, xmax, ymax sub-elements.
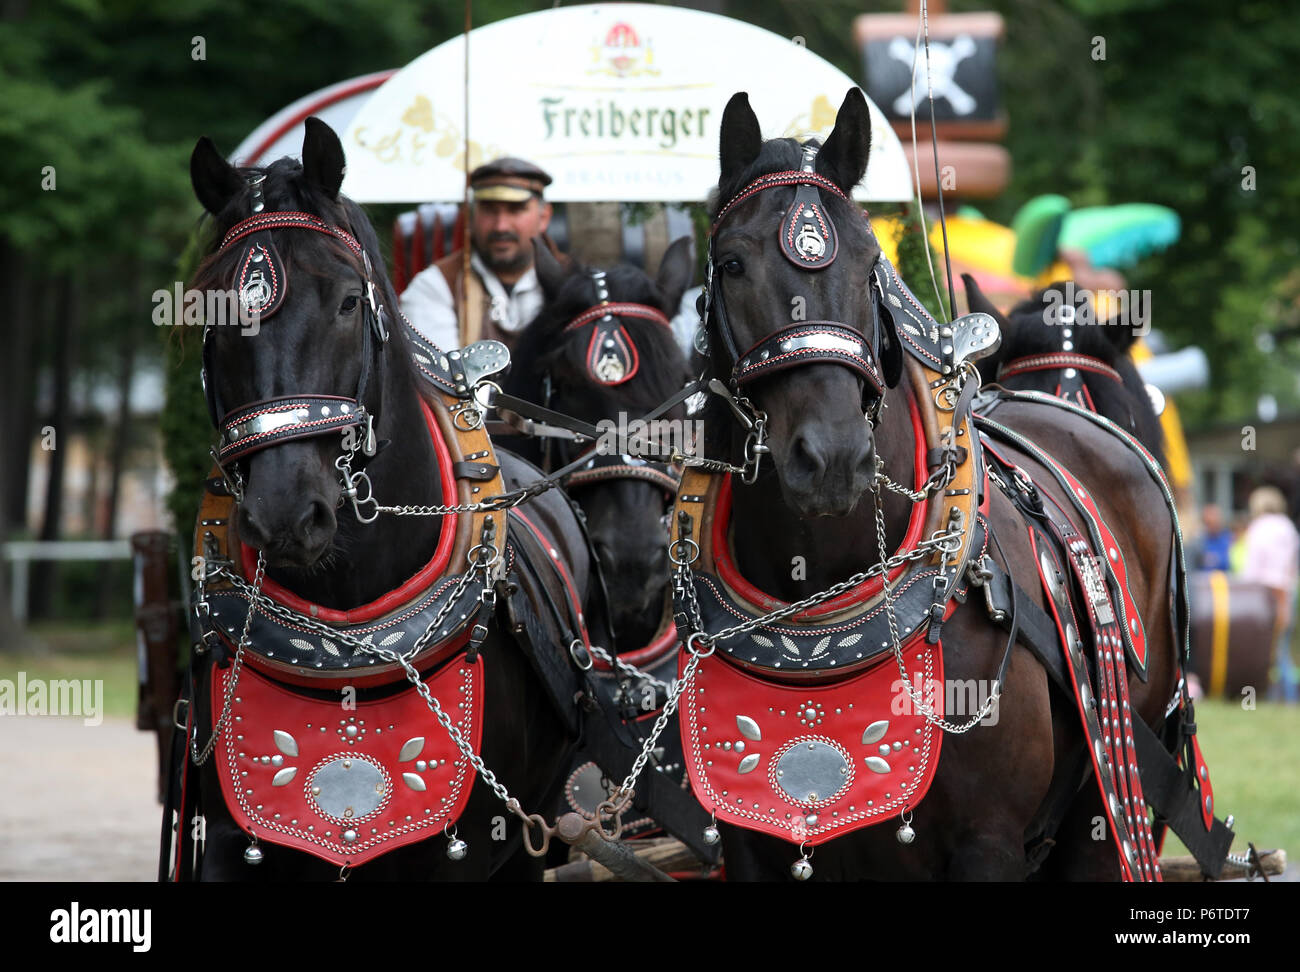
<box><xmin>211</xmin><ymin>655</ymin><xmax>482</xmax><ymax>867</ymax></box>
<box><xmin>678</xmin><ymin>640</ymin><xmax>944</xmax><ymax>846</ymax></box>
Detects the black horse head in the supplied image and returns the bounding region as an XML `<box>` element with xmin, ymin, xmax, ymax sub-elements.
<box><xmin>506</xmin><ymin>237</ymin><xmax>694</xmax><ymax>647</ymax></box>
<box><xmin>190</xmin><ymin>119</ymin><xmax>436</xmax><ymax>587</ymax></box>
<box><xmin>965</xmin><ymin>274</ymin><xmax>1166</xmax><ymax>466</ymax></box>
<box><xmin>704</xmin><ymin>89</ymin><xmax>899</xmax><ymax>519</ymax></box>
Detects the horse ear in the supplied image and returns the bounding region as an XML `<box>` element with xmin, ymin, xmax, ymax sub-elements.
<box><xmin>302</xmin><ymin>116</ymin><xmax>346</xmax><ymax>200</ymax></box>
<box><xmin>532</xmin><ymin>235</ymin><xmax>573</xmax><ymax>299</ymax></box>
<box><xmin>719</xmin><ymin>92</ymin><xmax>763</xmax><ymax>186</ymax></box>
<box><xmin>655</xmin><ymin>236</ymin><xmax>695</xmax><ymax>314</ymax></box>
<box><xmin>816</xmin><ymin>88</ymin><xmax>872</xmax><ymax>194</ymax></box>
<box><xmin>961</xmin><ymin>273</ymin><xmax>1009</xmax><ymax>330</ymax></box>
<box><xmin>190</xmin><ymin>136</ymin><xmax>243</xmax><ymax>215</ymax></box>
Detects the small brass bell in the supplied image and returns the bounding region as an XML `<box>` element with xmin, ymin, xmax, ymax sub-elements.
<box><xmin>790</xmin><ymin>857</ymin><xmax>813</xmax><ymax>881</ymax></box>
<box><xmin>703</xmin><ymin>825</ymin><xmax>720</xmax><ymax>846</ymax></box>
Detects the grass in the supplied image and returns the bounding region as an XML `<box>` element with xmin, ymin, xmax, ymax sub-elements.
<box><xmin>1160</xmin><ymin>698</ymin><xmax>1300</xmax><ymax>860</ymax></box>
<box><xmin>0</xmin><ymin>620</ymin><xmax>139</xmax><ymax>719</ymax></box>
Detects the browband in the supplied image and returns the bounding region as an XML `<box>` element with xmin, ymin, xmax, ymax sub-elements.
<box><xmin>561</xmin><ymin>270</ymin><xmax>673</xmax><ymax>387</ymax></box>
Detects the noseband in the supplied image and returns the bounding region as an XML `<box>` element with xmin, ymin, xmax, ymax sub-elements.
<box><xmin>200</xmin><ymin>190</ymin><xmax>391</xmax><ymax>480</ymax></box>
<box><xmin>704</xmin><ymin>145</ymin><xmax>887</xmax><ymax>406</ymax></box>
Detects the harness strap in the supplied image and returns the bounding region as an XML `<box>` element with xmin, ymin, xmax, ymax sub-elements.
<box><xmin>980</xmin><ymin>486</ymin><xmax>1234</xmax><ymax>877</ymax></box>
<box><xmin>998</xmin><ymin>352</ymin><xmax>1123</xmax><ymax>384</ymax></box>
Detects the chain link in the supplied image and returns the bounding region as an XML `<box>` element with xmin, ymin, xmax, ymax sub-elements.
<box><xmin>587</xmin><ymin>644</ymin><xmax>674</xmax><ymax>694</ymax></box>
<box><xmin>192</xmin><ymin>551</ymin><xmax>266</xmax><ymax>765</ymax></box>
<box><xmin>873</xmin><ymin>478</ymin><xmax>997</xmax><ymax>733</ymax></box>
<box><xmin>208</xmin><ymin>553</ymin><xmax>545</xmax><ymax>822</ymax></box>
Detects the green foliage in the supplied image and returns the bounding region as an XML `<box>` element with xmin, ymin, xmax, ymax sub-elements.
<box><xmin>981</xmin><ymin>0</ymin><xmax>1300</xmax><ymax>425</ymax></box>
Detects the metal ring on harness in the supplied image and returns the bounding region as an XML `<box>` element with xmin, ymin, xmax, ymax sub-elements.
<box><xmin>668</xmin><ymin>537</ymin><xmax>700</xmax><ymax>567</ymax></box>
<box><xmin>569</xmin><ymin>639</ymin><xmax>594</xmax><ymax>671</ymax></box>
<box><xmin>467</xmin><ymin>542</ymin><xmax>500</xmax><ymax>569</ymax></box>
<box><xmin>686</xmin><ymin>631</ymin><xmax>716</xmax><ymax>658</ymax></box>
<box><xmin>518</xmin><ymin>812</ymin><xmax>554</xmax><ymax>858</ymax></box>
<box><xmin>172</xmin><ymin>698</ymin><xmax>190</xmax><ymax>732</ymax></box>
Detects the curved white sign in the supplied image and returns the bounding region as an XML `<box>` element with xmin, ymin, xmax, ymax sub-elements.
<box><xmin>342</xmin><ymin>4</ymin><xmax>913</xmax><ymax>203</ymax></box>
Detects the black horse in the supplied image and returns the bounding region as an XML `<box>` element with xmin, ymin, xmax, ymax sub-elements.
<box><xmin>688</xmin><ymin>89</ymin><xmax>1186</xmax><ymax>880</ymax></box>
<box><xmin>504</xmin><ymin>238</ymin><xmax>695</xmax><ymax>650</ymax></box>
<box><xmin>964</xmin><ymin>274</ymin><xmax>1166</xmax><ymax>466</ymax></box>
<box><xmin>173</xmin><ymin>119</ymin><xmax>596</xmax><ymax>880</ymax></box>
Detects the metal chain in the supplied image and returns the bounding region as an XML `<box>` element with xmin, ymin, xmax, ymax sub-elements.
<box><xmin>607</xmin><ymin>643</ymin><xmax>706</xmax><ymax>806</ymax></box>
<box><xmin>192</xmin><ymin>551</ymin><xmax>266</xmax><ymax>765</ymax></box>
<box><xmin>215</xmin><ymin>552</ymin><xmax>487</xmax><ymax>665</ymax></box>
<box><xmin>873</xmin><ymin>478</ymin><xmax>997</xmax><ymax>733</ymax></box>
<box><xmin>210</xmin><ymin>552</ymin><xmax>547</xmax><ymax>824</ymax></box>
<box><xmin>682</xmin><ymin>527</ymin><xmax>962</xmax><ymax>649</ymax></box>
<box><xmin>588</xmin><ymin>644</ymin><xmax>674</xmax><ymax>693</ymax></box>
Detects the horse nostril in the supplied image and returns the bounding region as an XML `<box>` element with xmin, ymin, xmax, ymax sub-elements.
<box><xmin>296</xmin><ymin>499</ymin><xmax>335</xmax><ymax>542</ymax></box>
<box><xmin>792</xmin><ymin>434</ymin><xmax>828</xmax><ymax>478</ymax></box>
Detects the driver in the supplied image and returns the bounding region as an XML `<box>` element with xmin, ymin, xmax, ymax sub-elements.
<box><xmin>399</xmin><ymin>157</ymin><xmax>554</xmax><ymax>352</ymax></box>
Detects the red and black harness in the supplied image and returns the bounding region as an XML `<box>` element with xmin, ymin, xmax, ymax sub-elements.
<box><xmin>667</xmin><ymin>148</ymin><xmax>1233</xmax><ymax>877</ymax></box>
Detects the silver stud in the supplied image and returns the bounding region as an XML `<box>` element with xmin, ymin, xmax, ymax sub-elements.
<box><xmin>399</xmin><ymin>737</ymin><xmax>425</xmax><ymax>761</ymax></box>
<box><xmin>737</xmin><ymin>754</ymin><xmax>760</xmax><ymax>774</ymax></box>
<box><xmin>736</xmin><ymin>716</ymin><xmax>761</xmax><ymax>741</ymax></box>
<box><xmin>862</xmin><ymin>720</ymin><xmax>889</xmax><ymax>744</ymax></box>
<box><xmin>273</xmin><ymin>729</ymin><xmax>299</xmax><ymax>757</ymax></box>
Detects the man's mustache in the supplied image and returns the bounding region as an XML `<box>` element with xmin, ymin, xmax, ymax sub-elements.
<box><xmin>486</xmin><ymin>231</ymin><xmax>520</xmax><ymax>245</ymax></box>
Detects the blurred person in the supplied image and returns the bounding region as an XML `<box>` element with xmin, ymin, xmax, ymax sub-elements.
<box><xmin>400</xmin><ymin>157</ymin><xmax>554</xmax><ymax>352</ymax></box>
<box><xmin>1193</xmin><ymin>503</ymin><xmax>1233</xmax><ymax>571</ymax></box>
<box><xmin>1240</xmin><ymin>486</ymin><xmax>1299</xmax><ymax>703</ymax></box>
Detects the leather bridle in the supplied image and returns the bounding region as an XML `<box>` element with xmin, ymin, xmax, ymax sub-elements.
<box><xmin>702</xmin><ymin>144</ymin><xmax>888</xmax><ymax>413</ymax></box>
<box><xmin>541</xmin><ymin>269</ymin><xmax>683</xmax><ymax>498</ymax></box>
<box><xmin>200</xmin><ymin>186</ymin><xmax>391</xmax><ymax>492</ymax></box>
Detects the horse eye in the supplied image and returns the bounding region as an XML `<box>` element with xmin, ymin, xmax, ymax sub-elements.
<box><xmin>339</xmin><ymin>294</ymin><xmax>360</xmax><ymax>314</ymax></box>
<box><xmin>721</xmin><ymin>258</ymin><xmax>744</xmax><ymax>276</ymax></box>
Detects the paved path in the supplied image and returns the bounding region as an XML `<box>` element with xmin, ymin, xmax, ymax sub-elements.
<box><xmin>0</xmin><ymin>716</ymin><xmax>161</xmax><ymax>881</ymax></box>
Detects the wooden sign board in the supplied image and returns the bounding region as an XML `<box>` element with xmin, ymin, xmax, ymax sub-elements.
<box><xmin>854</xmin><ymin>12</ymin><xmax>1006</xmax><ymax>143</ymax></box>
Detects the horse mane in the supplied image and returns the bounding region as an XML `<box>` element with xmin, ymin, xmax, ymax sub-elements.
<box><xmin>985</xmin><ymin>282</ymin><xmax>1166</xmax><ymax>465</ymax></box>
